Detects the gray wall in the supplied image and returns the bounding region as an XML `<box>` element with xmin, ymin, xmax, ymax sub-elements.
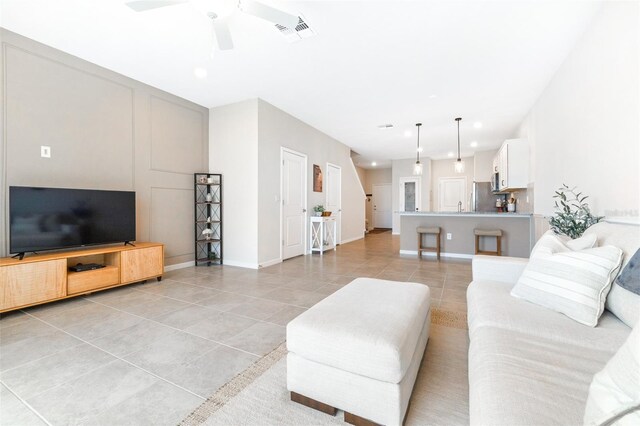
<box><xmin>0</xmin><ymin>29</ymin><xmax>209</xmax><ymax>265</ymax></box>
<box><xmin>208</xmin><ymin>99</ymin><xmax>365</xmax><ymax>268</ymax></box>
<box><xmin>209</xmin><ymin>99</ymin><xmax>259</xmax><ymax>268</ymax></box>
<box><xmin>257</xmin><ymin>99</ymin><xmax>365</xmax><ymax>265</ymax></box>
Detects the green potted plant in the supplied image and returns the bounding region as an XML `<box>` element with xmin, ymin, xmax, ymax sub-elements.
<box><xmin>549</xmin><ymin>184</ymin><xmax>603</xmax><ymax>239</ymax></box>
<box><xmin>313</xmin><ymin>205</ymin><xmax>325</xmax><ymax>217</ymax></box>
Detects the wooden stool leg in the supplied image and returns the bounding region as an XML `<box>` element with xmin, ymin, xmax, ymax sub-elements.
<box><xmin>496</xmin><ymin>236</ymin><xmax>502</xmax><ymax>256</ymax></box>
<box><xmin>418</xmin><ymin>233</ymin><xmax>422</xmax><ymax>258</ymax></box>
<box><xmin>436</xmin><ymin>233</ymin><xmax>441</xmax><ymax>260</ymax></box>
<box><xmin>475</xmin><ymin>235</ymin><xmax>479</xmax><ymax>254</ymax></box>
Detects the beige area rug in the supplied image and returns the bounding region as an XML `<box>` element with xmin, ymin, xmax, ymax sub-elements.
<box><xmin>181</xmin><ymin>308</ymin><xmax>469</xmax><ymax>426</ymax></box>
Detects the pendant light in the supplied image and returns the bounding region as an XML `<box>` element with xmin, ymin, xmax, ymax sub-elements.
<box><xmin>454</xmin><ymin>117</ymin><xmax>465</xmax><ymax>173</ymax></box>
<box><xmin>413</xmin><ymin>123</ymin><xmax>423</xmax><ymax>175</ymax></box>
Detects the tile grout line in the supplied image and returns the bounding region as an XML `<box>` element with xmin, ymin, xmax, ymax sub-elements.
<box><xmin>86</xmin><ymin>284</ymin><xmax>303</xmax><ymax>329</ymax></box>
<box><xmin>76</xmin><ymin>298</ymin><xmax>267</xmax><ymax>358</ymax></box>
<box><xmin>1</xmin><ymin>378</ymin><xmax>54</xmax><ymax>426</ymax></box>
<box><xmin>19</xmin><ymin>310</ymin><xmax>210</xmax><ymax>401</ymax></box>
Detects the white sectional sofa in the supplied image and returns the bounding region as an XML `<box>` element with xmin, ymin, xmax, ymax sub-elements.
<box><xmin>466</xmin><ymin>221</ymin><xmax>639</xmax><ymax>425</ymax></box>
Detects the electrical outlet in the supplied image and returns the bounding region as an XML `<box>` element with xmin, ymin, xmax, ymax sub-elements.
<box><xmin>446</xmin><ymin>233</ymin><xmax>452</xmax><ymax>240</ymax></box>
<box><xmin>41</xmin><ymin>146</ymin><xmax>51</xmax><ymax>158</ymax></box>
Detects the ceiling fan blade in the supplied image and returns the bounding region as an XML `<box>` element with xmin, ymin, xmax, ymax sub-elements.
<box><xmin>125</xmin><ymin>0</ymin><xmax>188</xmax><ymax>12</ymax></box>
<box><xmin>238</xmin><ymin>0</ymin><xmax>299</xmax><ymax>29</ymax></box>
<box><xmin>212</xmin><ymin>18</ymin><xmax>234</xmax><ymax>51</ymax></box>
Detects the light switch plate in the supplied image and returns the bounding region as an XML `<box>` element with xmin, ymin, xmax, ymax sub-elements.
<box><xmin>41</xmin><ymin>146</ymin><xmax>51</xmax><ymax>158</ymax></box>
<box><xmin>446</xmin><ymin>233</ymin><xmax>452</xmax><ymax>240</ymax></box>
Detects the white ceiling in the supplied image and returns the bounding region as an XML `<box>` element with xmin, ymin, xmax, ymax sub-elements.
<box><xmin>0</xmin><ymin>0</ymin><xmax>602</xmax><ymax>168</ymax></box>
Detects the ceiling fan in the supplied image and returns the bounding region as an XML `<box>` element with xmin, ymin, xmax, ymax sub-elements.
<box><xmin>125</xmin><ymin>0</ymin><xmax>303</xmax><ymax>51</ymax></box>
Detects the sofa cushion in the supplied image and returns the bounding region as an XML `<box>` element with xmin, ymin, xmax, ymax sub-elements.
<box><xmin>467</xmin><ymin>280</ymin><xmax>630</xmax><ymax>347</ymax></box>
<box><xmin>584</xmin><ymin>221</ymin><xmax>640</xmax><ymax>327</ymax></box>
<box><xmin>286</xmin><ymin>278</ymin><xmax>430</xmax><ymax>384</ymax></box>
<box><xmin>616</xmin><ymin>248</ymin><xmax>640</xmax><ymax>295</ymax></box>
<box><xmin>584</xmin><ymin>324</ymin><xmax>640</xmax><ymax>426</ymax></box>
<box><xmin>469</xmin><ymin>326</ymin><xmax>624</xmax><ymax>426</ymax></box>
<box><xmin>530</xmin><ymin>230</ymin><xmax>597</xmax><ymax>257</ymax></box>
<box><xmin>511</xmin><ymin>245</ymin><xmax>623</xmax><ymax>326</ymax></box>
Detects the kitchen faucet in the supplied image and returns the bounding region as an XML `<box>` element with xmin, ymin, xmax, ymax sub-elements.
<box><xmin>458</xmin><ymin>201</ymin><xmax>462</xmax><ymax>212</ymax></box>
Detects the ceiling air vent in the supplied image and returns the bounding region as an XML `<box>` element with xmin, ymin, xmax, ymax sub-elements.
<box><xmin>275</xmin><ymin>15</ymin><xmax>315</xmax><ymax>42</ymax></box>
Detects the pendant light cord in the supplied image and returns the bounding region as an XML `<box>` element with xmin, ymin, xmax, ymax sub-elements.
<box><xmin>416</xmin><ymin>123</ymin><xmax>421</xmax><ymax>162</ymax></box>
<box><xmin>455</xmin><ymin>117</ymin><xmax>462</xmax><ymax>161</ymax></box>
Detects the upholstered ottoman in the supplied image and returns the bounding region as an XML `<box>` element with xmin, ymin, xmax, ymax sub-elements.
<box><xmin>287</xmin><ymin>278</ymin><xmax>431</xmax><ymax>425</ymax></box>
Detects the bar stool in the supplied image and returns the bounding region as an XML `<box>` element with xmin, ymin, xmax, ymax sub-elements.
<box><xmin>417</xmin><ymin>227</ymin><xmax>441</xmax><ymax>260</ymax></box>
<box><xmin>474</xmin><ymin>228</ymin><xmax>502</xmax><ymax>256</ymax></box>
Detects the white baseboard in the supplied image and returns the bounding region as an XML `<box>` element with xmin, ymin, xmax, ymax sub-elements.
<box><xmin>222</xmin><ymin>259</ymin><xmax>259</xmax><ymax>269</ymax></box>
<box><xmin>399</xmin><ymin>250</ymin><xmax>474</xmax><ymax>260</ymax></box>
<box><xmin>340</xmin><ymin>235</ymin><xmax>364</xmax><ymax>245</ymax></box>
<box><xmin>164</xmin><ymin>261</ymin><xmax>195</xmax><ymax>272</ymax></box>
<box><xmin>258</xmin><ymin>258</ymin><xmax>282</xmax><ymax>268</ymax></box>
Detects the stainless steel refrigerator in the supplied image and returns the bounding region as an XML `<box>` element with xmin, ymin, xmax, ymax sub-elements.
<box><xmin>471</xmin><ymin>181</ymin><xmax>496</xmax><ymax>212</ymax></box>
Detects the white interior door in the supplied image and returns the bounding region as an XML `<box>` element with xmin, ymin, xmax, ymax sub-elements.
<box><xmin>372</xmin><ymin>183</ymin><xmax>392</xmax><ymax>228</ymax></box>
<box><xmin>282</xmin><ymin>149</ymin><xmax>307</xmax><ymax>259</ymax></box>
<box><xmin>439</xmin><ymin>177</ymin><xmax>467</xmax><ymax>212</ymax></box>
<box><xmin>325</xmin><ymin>163</ymin><xmax>341</xmax><ymax>244</ymax></box>
<box><xmin>399</xmin><ymin>177</ymin><xmax>421</xmax><ymax>212</ymax></box>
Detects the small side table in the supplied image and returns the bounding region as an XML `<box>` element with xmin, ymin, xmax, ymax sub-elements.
<box><xmin>310</xmin><ymin>216</ymin><xmax>337</xmax><ymax>255</ymax></box>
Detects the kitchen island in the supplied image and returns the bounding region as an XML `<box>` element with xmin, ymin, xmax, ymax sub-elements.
<box><xmin>400</xmin><ymin>212</ymin><xmax>534</xmax><ymax>258</ymax></box>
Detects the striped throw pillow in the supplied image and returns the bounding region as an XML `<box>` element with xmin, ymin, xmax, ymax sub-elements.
<box><xmin>511</xmin><ymin>246</ymin><xmax>623</xmax><ymax>327</ymax></box>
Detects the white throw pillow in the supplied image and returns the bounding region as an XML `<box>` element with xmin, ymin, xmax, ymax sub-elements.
<box><xmin>584</xmin><ymin>325</ymin><xmax>640</xmax><ymax>426</ymax></box>
<box><xmin>530</xmin><ymin>230</ymin><xmax>597</xmax><ymax>258</ymax></box>
<box><xmin>511</xmin><ymin>245</ymin><xmax>623</xmax><ymax>327</ymax></box>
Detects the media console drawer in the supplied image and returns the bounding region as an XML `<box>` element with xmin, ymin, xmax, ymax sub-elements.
<box><xmin>0</xmin><ymin>260</ymin><xmax>66</xmax><ymax>310</ymax></box>
<box><xmin>67</xmin><ymin>266</ymin><xmax>120</xmax><ymax>295</ymax></box>
<box><xmin>121</xmin><ymin>246</ymin><xmax>164</xmax><ymax>283</ymax></box>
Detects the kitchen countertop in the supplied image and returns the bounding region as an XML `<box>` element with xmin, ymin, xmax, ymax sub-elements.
<box><xmin>398</xmin><ymin>211</ymin><xmax>533</xmax><ymax>218</ymax></box>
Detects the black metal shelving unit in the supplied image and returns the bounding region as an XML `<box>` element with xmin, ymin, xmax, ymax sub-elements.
<box><xmin>194</xmin><ymin>173</ymin><xmax>222</xmax><ymax>266</ymax></box>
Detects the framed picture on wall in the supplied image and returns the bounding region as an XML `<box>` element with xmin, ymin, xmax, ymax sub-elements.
<box><xmin>313</xmin><ymin>164</ymin><xmax>323</xmax><ymax>192</ymax></box>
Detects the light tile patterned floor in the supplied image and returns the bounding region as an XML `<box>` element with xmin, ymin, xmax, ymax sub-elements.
<box><xmin>0</xmin><ymin>231</ymin><xmax>471</xmax><ymax>425</ymax></box>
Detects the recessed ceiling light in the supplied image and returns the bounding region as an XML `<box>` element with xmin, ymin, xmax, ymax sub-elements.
<box><xmin>470</xmin><ymin>141</ymin><xmax>478</xmax><ymax>147</ymax></box>
<box><xmin>429</xmin><ymin>94</ymin><xmax>437</xmax><ymax>99</ymax></box>
<box><xmin>371</xmin><ymin>161</ymin><xmax>377</xmax><ymax>167</ymax></box>
<box><xmin>377</xmin><ymin>124</ymin><xmax>394</xmax><ymax>130</ymax></box>
<box><xmin>404</xmin><ymin>130</ymin><xmax>412</xmax><ymax>138</ymax></box>
<box><xmin>447</xmin><ymin>152</ymin><xmax>454</xmax><ymax>158</ymax></box>
<box><xmin>194</xmin><ymin>67</ymin><xmax>208</xmax><ymax>79</ymax></box>
<box><xmin>417</xmin><ymin>147</ymin><xmax>423</xmax><ymax>153</ymax></box>
<box><xmin>473</xmin><ymin>121</ymin><xmax>482</xmax><ymax>129</ymax></box>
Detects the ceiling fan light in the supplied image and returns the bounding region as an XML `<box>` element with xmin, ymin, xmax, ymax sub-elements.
<box><xmin>454</xmin><ymin>159</ymin><xmax>465</xmax><ymax>173</ymax></box>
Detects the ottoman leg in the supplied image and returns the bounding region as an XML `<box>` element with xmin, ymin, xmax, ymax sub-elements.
<box><xmin>290</xmin><ymin>392</ymin><xmax>337</xmax><ymax>416</ymax></box>
<box><xmin>344</xmin><ymin>411</ymin><xmax>381</xmax><ymax>426</ymax></box>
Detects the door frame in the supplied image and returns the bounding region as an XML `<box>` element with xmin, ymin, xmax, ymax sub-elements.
<box><xmin>325</xmin><ymin>162</ymin><xmax>342</xmax><ymax>244</ymax></box>
<box><xmin>438</xmin><ymin>176</ymin><xmax>467</xmax><ymax>212</ymax></box>
<box><xmin>399</xmin><ymin>176</ymin><xmax>421</xmax><ymax>212</ymax></box>
<box><xmin>372</xmin><ymin>183</ymin><xmax>392</xmax><ymax>228</ymax></box>
<box><xmin>280</xmin><ymin>147</ymin><xmax>308</xmax><ymax>261</ymax></box>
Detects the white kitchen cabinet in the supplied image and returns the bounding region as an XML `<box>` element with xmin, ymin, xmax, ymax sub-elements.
<box><xmin>496</xmin><ymin>139</ymin><xmax>529</xmax><ymax>191</ymax></box>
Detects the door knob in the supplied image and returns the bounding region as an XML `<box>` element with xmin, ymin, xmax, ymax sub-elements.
<box><xmin>302</xmin><ymin>209</ymin><xmax>307</xmax><ymax>213</ymax></box>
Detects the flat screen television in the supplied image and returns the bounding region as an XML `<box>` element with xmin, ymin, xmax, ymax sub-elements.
<box><xmin>9</xmin><ymin>186</ymin><xmax>136</xmax><ymax>254</ymax></box>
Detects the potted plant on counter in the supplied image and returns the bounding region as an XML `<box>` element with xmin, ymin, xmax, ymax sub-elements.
<box><xmin>549</xmin><ymin>184</ymin><xmax>603</xmax><ymax>238</ymax></box>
